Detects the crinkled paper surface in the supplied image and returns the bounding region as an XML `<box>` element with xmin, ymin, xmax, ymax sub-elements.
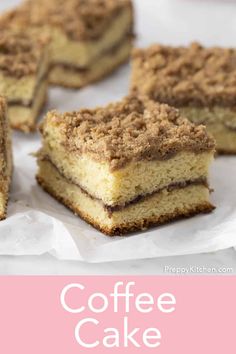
<box><xmin>0</xmin><ymin>0</ymin><xmax>236</xmax><ymax>262</ymax></box>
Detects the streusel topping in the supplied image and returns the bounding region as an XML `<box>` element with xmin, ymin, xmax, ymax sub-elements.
<box><xmin>0</xmin><ymin>0</ymin><xmax>133</xmax><ymax>41</ymax></box>
<box><xmin>0</xmin><ymin>29</ymin><xmax>48</xmax><ymax>78</ymax></box>
<box><xmin>131</xmin><ymin>43</ymin><xmax>236</xmax><ymax>107</ymax></box>
<box><xmin>42</xmin><ymin>95</ymin><xmax>215</xmax><ymax>170</ymax></box>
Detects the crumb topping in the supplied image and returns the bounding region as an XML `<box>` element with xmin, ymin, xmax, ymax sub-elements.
<box><xmin>0</xmin><ymin>0</ymin><xmax>133</xmax><ymax>41</ymax></box>
<box><xmin>42</xmin><ymin>95</ymin><xmax>215</xmax><ymax>170</ymax></box>
<box><xmin>131</xmin><ymin>42</ymin><xmax>236</xmax><ymax>107</ymax></box>
<box><xmin>0</xmin><ymin>29</ymin><xmax>48</xmax><ymax>78</ymax></box>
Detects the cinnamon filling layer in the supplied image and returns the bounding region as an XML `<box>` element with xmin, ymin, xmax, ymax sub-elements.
<box><xmin>50</xmin><ymin>31</ymin><xmax>134</xmax><ymax>74</ymax></box>
<box><xmin>40</xmin><ymin>156</ymin><xmax>208</xmax><ymax>214</ymax></box>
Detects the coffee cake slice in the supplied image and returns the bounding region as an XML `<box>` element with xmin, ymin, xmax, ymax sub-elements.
<box><xmin>1</xmin><ymin>0</ymin><xmax>134</xmax><ymax>89</ymax></box>
<box><xmin>0</xmin><ymin>97</ymin><xmax>12</xmax><ymax>220</ymax></box>
<box><xmin>131</xmin><ymin>43</ymin><xmax>236</xmax><ymax>154</ymax></box>
<box><xmin>0</xmin><ymin>29</ymin><xmax>49</xmax><ymax>132</ymax></box>
<box><xmin>36</xmin><ymin>96</ymin><xmax>215</xmax><ymax>236</ymax></box>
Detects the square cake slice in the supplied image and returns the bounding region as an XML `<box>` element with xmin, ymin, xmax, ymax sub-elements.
<box><xmin>0</xmin><ymin>29</ymin><xmax>49</xmax><ymax>132</ymax></box>
<box><xmin>0</xmin><ymin>97</ymin><xmax>12</xmax><ymax>220</ymax></box>
<box><xmin>131</xmin><ymin>43</ymin><xmax>236</xmax><ymax>154</ymax></box>
<box><xmin>1</xmin><ymin>0</ymin><xmax>134</xmax><ymax>89</ymax></box>
<box><xmin>36</xmin><ymin>96</ymin><xmax>215</xmax><ymax>236</ymax></box>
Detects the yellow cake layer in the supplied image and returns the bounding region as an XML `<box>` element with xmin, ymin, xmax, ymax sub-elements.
<box><xmin>37</xmin><ymin>159</ymin><xmax>213</xmax><ymax>235</ymax></box>
<box><xmin>49</xmin><ymin>7</ymin><xmax>133</xmax><ymax>68</ymax></box>
<box><xmin>0</xmin><ymin>74</ymin><xmax>37</xmax><ymax>103</ymax></box>
<box><xmin>41</xmin><ymin>120</ymin><xmax>213</xmax><ymax>206</ymax></box>
<box><xmin>49</xmin><ymin>39</ymin><xmax>132</xmax><ymax>88</ymax></box>
<box><xmin>0</xmin><ymin>51</ymin><xmax>49</xmax><ymax>102</ymax></box>
<box><xmin>9</xmin><ymin>79</ymin><xmax>48</xmax><ymax>132</ymax></box>
<box><xmin>207</xmin><ymin>124</ymin><xmax>236</xmax><ymax>153</ymax></box>
<box><xmin>0</xmin><ymin>192</ymin><xmax>8</xmax><ymax>220</ymax></box>
<box><xmin>180</xmin><ymin>106</ymin><xmax>236</xmax><ymax>153</ymax></box>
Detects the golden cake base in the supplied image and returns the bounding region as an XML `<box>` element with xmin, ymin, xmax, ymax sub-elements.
<box><xmin>37</xmin><ymin>159</ymin><xmax>214</xmax><ymax>236</ymax></box>
<box><xmin>9</xmin><ymin>80</ymin><xmax>48</xmax><ymax>133</ymax></box>
<box><xmin>180</xmin><ymin>106</ymin><xmax>236</xmax><ymax>154</ymax></box>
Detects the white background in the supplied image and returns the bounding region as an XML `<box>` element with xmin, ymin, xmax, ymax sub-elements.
<box><xmin>1</xmin><ymin>0</ymin><xmax>236</xmax><ymax>274</ymax></box>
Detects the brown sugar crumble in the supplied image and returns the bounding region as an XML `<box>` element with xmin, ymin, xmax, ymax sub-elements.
<box><xmin>0</xmin><ymin>0</ymin><xmax>133</xmax><ymax>41</ymax></box>
<box><xmin>131</xmin><ymin>42</ymin><xmax>236</xmax><ymax>107</ymax></box>
<box><xmin>42</xmin><ymin>95</ymin><xmax>216</xmax><ymax>170</ymax></box>
<box><xmin>0</xmin><ymin>29</ymin><xmax>49</xmax><ymax>78</ymax></box>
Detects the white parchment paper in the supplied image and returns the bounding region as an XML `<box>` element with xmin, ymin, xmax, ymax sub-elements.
<box><xmin>0</xmin><ymin>0</ymin><xmax>236</xmax><ymax>262</ymax></box>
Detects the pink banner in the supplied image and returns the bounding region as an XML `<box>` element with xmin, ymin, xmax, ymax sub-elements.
<box><xmin>0</xmin><ymin>276</ymin><xmax>235</xmax><ymax>353</ymax></box>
